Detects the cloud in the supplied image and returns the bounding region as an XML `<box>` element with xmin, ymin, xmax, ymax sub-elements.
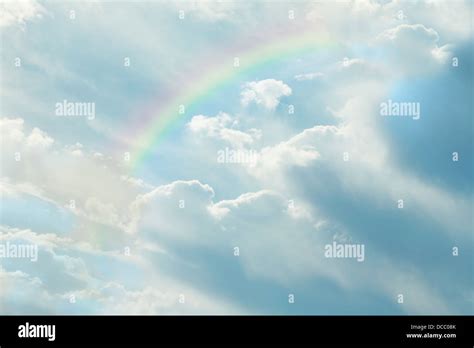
<box><xmin>167</xmin><ymin>0</ymin><xmax>240</xmax><ymax>22</ymax></box>
<box><xmin>1</xmin><ymin>0</ymin><xmax>472</xmax><ymax>315</ymax></box>
<box><xmin>0</xmin><ymin>117</ymin><xmax>25</xmax><ymax>142</ymax></box>
<box><xmin>64</xmin><ymin>143</ymin><xmax>84</xmax><ymax>157</ymax></box>
<box><xmin>0</xmin><ymin>117</ymin><xmax>144</xmax><ymax>236</ymax></box>
<box><xmin>68</xmin><ymin>281</ymin><xmax>238</xmax><ymax>315</ymax></box>
<box><xmin>187</xmin><ymin>113</ymin><xmax>234</xmax><ymax>135</ymax></box>
<box><xmin>127</xmin><ymin>180</ymin><xmax>216</xmax><ymax>239</ymax></box>
<box><xmin>241</xmin><ymin>79</ymin><xmax>292</xmax><ymax>110</ymax></box>
<box><xmin>129</xmin><ymin>181</ymin><xmax>331</xmax><ymax>283</ymax></box>
<box><xmin>387</xmin><ymin>0</ymin><xmax>473</xmax><ymax>41</ymax></box>
<box><xmin>125</xmin><ymin>179</ymin><xmax>456</xmax><ymax>314</ymax></box>
<box><xmin>375</xmin><ymin>24</ymin><xmax>453</xmax><ymax>73</ymax></box>
<box><xmin>25</xmin><ymin>128</ymin><xmax>54</xmax><ymax>149</ymax></box>
<box><xmin>187</xmin><ymin>112</ymin><xmax>261</xmax><ymax>148</ymax></box>
<box><xmin>0</xmin><ymin>0</ymin><xmax>48</xmax><ymax>28</ymax></box>
<box><xmin>1</xmin><ymin>117</ymin><xmax>53</xmax><ymax>151</ymax></box>
<box><xmin>0</xmin><ymin>226</ymin><xmax>240</xmax><ymax>314</ymax></box>
<box><xmin>247</xmin><ymin>134</ymin><xmax>322</xmax><ymax>181</ymax></box>
<box><xmin>305</xmin><ymin>0</ymin><xmax>473</xmax><ymax>42</ymax></box>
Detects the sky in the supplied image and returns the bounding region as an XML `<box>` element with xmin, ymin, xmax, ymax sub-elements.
<box><xmin>0</xmin><ymin>0</ymin><xmax>473</xmax><ymax>315</ymax></box>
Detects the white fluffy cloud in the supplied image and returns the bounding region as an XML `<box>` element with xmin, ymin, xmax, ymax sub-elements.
<box><xmin>246</xmin><ymin>91</ymin><xmax>471</xmax><ymax>240</ymax></box>
<box><xmin>246</xmin><ymin>132</ymin><xmax>322</xmax><ymax>180</ymax></box>
<box><xmin>187</xmin><ymin>112</ymin><xmax>261</xmax><ymax>148</ymax></box>
<box><xmin>375</xmin><ymin>24</ymin><xmax>453</xmax><ymax>74</ymax></box>
<box><xmin>0</xmin><ymin>117</ymin><xmax>143</xmax><ymax>236</ymax></box>
<box><xmin>0</xmin><ymin>0</ymin><xmax>47</xmax><ymax>28</ymax></box>
<box><xmin>0</xmin><ymin>226</ymin><xmax>240</xmax><ymax>314</ymax></box>
<box><xmin>241</xmin><ymin>79</ymin><xmax>292</xmax><ymax>110</ymax></box>
<box><xmin>1</xmin><ymin>118</ymin><xmax>53</xmax><ymax>149</ymax></box>
<box><xmin>305</xmin><ymin>0</ymin><xmax>472</xmax><ymax>42</ymax></box>
<box><xmin>129</xmin><ymin>180</ymin><xmax>333</xmax><ymax>282</ymax></box>
<box><xmin>25</xmin><ymin>127</ymin><xmax>54</xmax><ymax>149</ymax></box>
<box><xmin>2</xmin><ymin>96</ymin><xmax>468</xmax><ymax>315</ymax></box>
<box><xmin>2</xmin><ymin>0</ymin><xmax>472</xmax><ymax>315</ymax></box>
<box><xmin>125</xmin><ymin>178</ymin><xmax>454</xmax><ymax>314</ymax></box>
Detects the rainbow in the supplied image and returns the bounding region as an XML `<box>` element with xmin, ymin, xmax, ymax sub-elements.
<box><xmin>125</xmin><ymin>29</ymin><xmax>338</xmax><ymax>170</ymax></box>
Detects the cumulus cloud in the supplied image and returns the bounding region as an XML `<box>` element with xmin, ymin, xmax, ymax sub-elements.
<box><xmin>129</xmin><ymin>180</ymin><xmax>332</xmax><ymax>283</ymax></box>
<box><xmin>1</xmin><ymin>118</ymin><xmax>53</xmax><ymax>149</ymax></box>
<box><xmin>250</xmin><ymin>92</ymin><xmax>471</xmax><ymax>240</ymax></box>
<box><xmin>0</xmin><ymin>0</ymin><xmax>48</xmax><ymax>28</ymax></box>
<box><xmin>2</xmin><ymin>0</ymin><xmax>472</xmax><ymax>316</ymax></box>
<box><xmin>1</xmin><ymin>118</ymin><xmax>53</xmax><ymax>152</ymax></box>
<box><xmin>0</xmin><ymin>117</ymin><xmax>25</xmax><ymax>142</ymax></box>
<box><xmin>25</xmin><ymin>128</ymin><xmax>54</xmax><ymax>149</ymax></box>
<box><xmin>64</xmin><ymin>142</ymin><xmax>84</xmax><ymax>157</ymax></box>
<box><xmin>247</xmin><ymin>135</ymin><xmax>321</xmax><ymax>180</ymax></box>
<box><xmin>1</xmin><ymin>107</ymin><xmax>469</xmax><ymax>314</ymax></box>
<box><xmin>241</xmin><ymin>79</ymin><xmax>292</xmax><ymax>110</ymax></box>
<box><xmin>306</xmin><ymin>0</ymin><xmax>473</xmax><ymax>42</ymax></box>
<box><xmin>386</xmin><ymin>0</ymin><xmax>473</xmax><ymax>41</ymax></box>
<box><xmin>0</xmin><ymin>226</ymin><xmax>240</xmax><ymax>314</ymax></box>
<box><xmin>375</xmin><ymin>24</ymin><xmax>453</xmax><ymax>73</ymax></box>
<box><xmin>0</xmin><ymin>117</ymin><xmax>144</xmax><ymax>236</ymax></box>
<box><xmin>124</xmin><ymin>179</ymin><xmax>455</xmax><ymax>314</ymax></box>
<box><xmin>187</xmin><ymin>112</ymin><xmax>261</xmax><ymax>148</ymax></box>
<box><xmin>127</xmin><ymin>180</ymin><xmax>216</xmax><ymax>238</ymax></box>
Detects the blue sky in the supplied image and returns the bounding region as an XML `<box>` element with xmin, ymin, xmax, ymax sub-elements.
<box><xmin>0</xmin><ymin>0</ymin><xmax>473</xmax><ymax>315</ymax></box>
